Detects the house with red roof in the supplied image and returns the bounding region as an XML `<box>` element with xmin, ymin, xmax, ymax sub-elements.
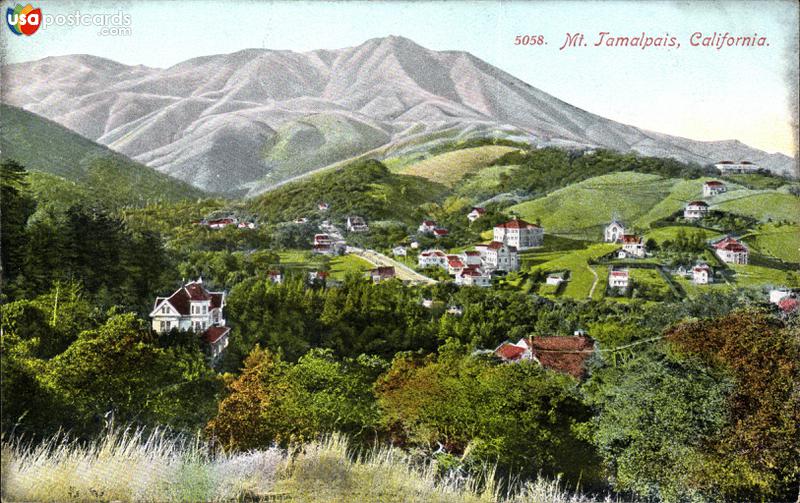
<box><xmin>433</xmin><ymin>228</ymin><xmax>449</xmax><ymax>238</ymax></box>
<box><xmin>713</xmin><ymin>236</ymin><xmax>749</xmax><ymax>264</ymax></box>
<box><xmin>684</xmin><ymin>200</ymin><xmax>709</xmax><ymax>220</ymax></box>
<box><xmin>608</xmin><ymin>268</ymin><xmax>630</xmax><ymax>289</ymax></box>
<box><xmin>149</xmin><ymin>279</ymin><xmax>230</xmax><ymax>359</ymax></box>
<box><xmin>619</xmin><ymin>234</ymin><xmax>646</xmax><ymax>258</ymax></box>
<box><xmin>369</xmin><ymin>266</ymin><xmax>396</xmax><ymax>283</ymax></box>
<box><xmin>268</xmin><ymin>270</ymin><xmax>283</xmax><ymax>284</ymax></box>
<box><xmin>703</xmin><ymin>180</ymin><xmax>727</xmax><ymax>197</ymax></box>
<box><xmin>475</xmin><ymin>240</ymin><xmax>519</xmax><ymax>271</ymax></box>
<box><xmin>494</xmin><ymin>334</ymin><xmax>595</xmax><ymax>379</ymax></box>
<box><xmin>418</xmin><ymin>220</ymin><xmax>437</xmax><ymax>234</ymax></box>
<box><xmin>455</xmin><ymin>265</ymin><xmax>491</xmax><ymax>287</ymax></box>
<box><xmin>418</xmin><ymin>249</ymin><xmax>448</xmax><ymax>269</ymax></box>
<box><xmin>447</xmin><ymin>256</ymin><xmax>466</xmax><ymax>275</ymax></box>
<box><xmin>493</xmin><ymin>217</ymin><xmax>543</xmax><ymax>249</ymax></box>
<box><xmin>692</xmin><ymin>263</ymin><xmax>712</xmax><ymax>285</ymax></box>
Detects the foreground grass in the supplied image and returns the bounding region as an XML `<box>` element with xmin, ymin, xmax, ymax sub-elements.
<box><xmin>2</xmin><ymin>429</ymin><xmax>615</xmax><ymax>503</ymax></box>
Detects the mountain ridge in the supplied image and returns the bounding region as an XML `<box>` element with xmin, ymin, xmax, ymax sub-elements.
<box><xmin>2</xmin><ymin>35</ymin><xmax>795</xmax><ymax>196</ymax></box>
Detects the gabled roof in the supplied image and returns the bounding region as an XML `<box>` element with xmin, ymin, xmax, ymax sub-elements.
<box><xmin>448</xmin><ymin>259</ymin><xmax>465</xmax><ymax>268</ymax></box>
<box><xmin>487</xmin><ymin>240</ymin><xmax>506</xmax><ymax>250</ymax></box>
<box><xmin>420</xmin><ymin>249</ymin><xmax>446</xmax><ymax>257</ymax></box>
<box><xmin>692</xmin><ymin>264</ymin><xmax>711</xmax><ymax>272</ymax></box>
<box><xmin>496</xmin><ymin>343</ymin><xmax>526</xmax><ymax>360</ymax></box>
<box><xmin>421</xmin><ymin>220</ymin><xmax>436</xmax><ymax>226</ymax></box>
<box><xmin>687</xmin><ymin>200</ymin><xmax>709</xmax><ymax>207</ymax></box>
<box><xmin>495</xmin><ymin>218</ymin><xmax>539</xmax><ymax>229</ymax></box>
<box><xmin>151</xmin><ymin>280</ymin><xmax>224</xmax><ymax>317</ymax></box>
<box><xmin>203</xmin><ymin>326</ymin><xmax>230</xmax><ymax>344</ymax></box>
<box><xmin>704</xmin><ymin>180</ymin><xmax>725</xmax><ymax>186</ymax></box>
<box><xmin>713</xmin><ymin>236</ymin><xmax>747</xmax><ymax>251</ymax></box>
<box><xmin>621</xmin><ymin>234</ymin><xmax>641</xmax><ymax>244</ymax></box>
<box><xmin>433</xmin><ymin>228</ymin><xmax>449</xmax><ymax>235</ymax></box>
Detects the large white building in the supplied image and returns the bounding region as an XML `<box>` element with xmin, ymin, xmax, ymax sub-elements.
<box><xmin>455</xmin><ymin>266</ymin><xmax>492</xmax><ymax>287</ymax></box>
<box><xmin>493</xmin><ymin>217</ymin><xmax>543</xmax><ymax>250</ymax></box>
<box><xmin>475</xmin><ymin>241</ymin><xmax>520</xmax><ymax>271</ymax></box>
<box><xmin>149</xmin><ymin>280</ymin><xmax>230</xmax><ymax>359</ymax></box>
<box><xmin>713</xmin><ymin>236</ymin><xmax>749</xmax><ymax>264</ymax></box>
<box><xmin>608</xmin><ymin>268</ymin><xmax>630</xmax><ymax>289</ymax></box>
<box><xmin>715</xmin><ymin>160</ymin><xmax>758</xmax><ymax>175</ymax></box>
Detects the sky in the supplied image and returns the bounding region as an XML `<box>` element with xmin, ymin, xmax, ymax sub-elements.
<box><xmin>1</xmin><ymin>0</ymin><xmax>798</xmax><ymax>156</ymax></box>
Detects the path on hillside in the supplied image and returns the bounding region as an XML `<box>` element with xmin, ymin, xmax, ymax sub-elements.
<box><xmin>587</xmin><ymin>265</ymin><xmax>600</xmax><ymax>298</ymax></box>
<box><xmin>349</xmin><ymin>248</ymin><xmax>437</xmax><ymax>285</ymax></box>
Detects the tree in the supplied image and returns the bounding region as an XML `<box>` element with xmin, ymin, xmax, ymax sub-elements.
<box><xmin>0</xmin><ymin>160</ymin><xmax>36</xmax><ymax>297</ymax></box>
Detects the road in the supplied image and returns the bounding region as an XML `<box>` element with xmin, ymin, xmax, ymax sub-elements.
<box><xmin>349</xmin><ymin>247</ymin><xmax>438</xmax><ymax>285</ymax></box>
<box><xmin>587</xmin><ymin>264</ymin><xmax>600</xmax><ymax>298</ymax></box>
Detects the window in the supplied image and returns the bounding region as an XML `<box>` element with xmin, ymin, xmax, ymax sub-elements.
<box><xmin>203</xmin><ymin>305</ymin><xmax>208</xmax><ymax>314</ymax></box>
<box><xmin>159</xmin><ymin>321</ymin><xmax>166</xmax><ymax>331</ymax></box>
<box><xmin>166</xmin><ymin>321</ymin><xmax>171</xmax><ymax>330</ymax></box>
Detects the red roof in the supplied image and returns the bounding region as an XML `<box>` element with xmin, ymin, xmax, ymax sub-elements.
<box><xmin>421</xmin><ymin>220</ymin><xmax>435</xmax><ymax>226</ymax></box>
<box><xmin>203</xmin><ymin>326</ymin><xmax>230</xmax><ymax>344</ymax></box>
<box><xmin>705</xmin><ymin>181</ymin><xmax>724</xmax><ymax>187</ymax></box>
<box><xmin>692</xmin><ymin>264</ymin><xmax>711</xmax><ymax>272</ymax></box>
<box><xmin>421</xmin><ymin>250</ymin><xmax>446</xmax><ymax>257</ymax></box>
<box><xmin>464</xmin><ymin>251</ymin><xmax>481</xmax><ymax>256</ymax></box>
<box><xmin>496</xmin><ymin>218</ymin><xmax>539</xmax><ymax>229</ymax></box>
<box><xmin>487</xmin><ymin>241</ymin><xmax>506</xmax><ymax>250</ymax></box>
<box><xmin>433</xmin><ymin>228</ymin><xmax>449</xmax><ymax>235</ymax></box>
<box><xmin>496</xmin><ymin>343</ymin><xmax>526</xmax><ymax>360</ymax></box>
<box><xmin>778</xmin><ymin>298</ymin><xmax>799</xmax><ymax>313</ymax></box>
<box><xmin>621</xmin><ymin>234</ymin><xmax>641</xmax><ymax>244</ymax></box>
<box><xmin>448</xmin><ymin>259</ymin><xmax>464</xmax><ymax>268</ymax></box>
<box><xmin>713</xmin><ymin>237</ymin><xmax>747</xmax><ymax>252</ymax></box>
<box><xmin>740</xmin><ymin>161</ymin><xmax>753</xmax><ymax>165</ymax></box>
<box><xmin>610</xmin><ymin>270</ymin><xmax>629</xmax><ymax>277</ymax></box>
<box><xmin>528</xmin><ymin>336</ymin><xmax>595</xmax><ymax>379</ymax></box>
<box><xmin>371</xmin><ymin>266</ymin><xmax>395</xmax><ymax>277</ymax></box>
<box><xmin>470</xmin><ymin>207</ymin><xmax>486</xmax><ymax>214</ymax></box>
<box><xmin>717</xmin><ymin>160</ymin><xmax>733</xmax><ymax>164</ymax></box>
<box><xmin>720</xmin><ymin>243</ymin><xmax>748</xmax><ymax>252</ymax></box>
<box><xmin>687</xmin><ymin>200</ymin><xmax>708</xmax><ymax>207</ymax></box>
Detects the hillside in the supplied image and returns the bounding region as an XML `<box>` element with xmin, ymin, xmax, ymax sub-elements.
<box><xmin>0</xmin><ymin>104</ymin><xmax>206</xmax><ymax>206</ymax></box>
<box><xmin>2</xmin><ymin>37</ymin><xmax>794</xmax><ymax>195</ymax></box>
<box><xmin>396</xmin><ymin>145</ymin><xmax>521</xmax><ymax>186</ymax></box>
<box><xmin>246</xmin><ymin>158</ymin><xmax>448</xmax><ymax>224</ymax></box>
<box><xmin>509</xmin><ymin>172</ymin><xmax>800</xmax><ymax>240</ymax></box>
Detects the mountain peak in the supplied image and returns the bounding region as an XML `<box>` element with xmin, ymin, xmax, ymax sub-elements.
<box><xmin>1</xmin><ymin>36</ymin><xmax>794</xmax><ymax>195</ymax></box>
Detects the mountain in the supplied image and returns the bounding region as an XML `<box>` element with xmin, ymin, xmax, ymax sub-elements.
<box><xmin>1</xmin><ymin>36</ymin><xmax>794</xmax><ymax>196</ymax></box>
<box><xmin>0</xmin><ymin>103</ymin><xmax>205</xmax><ymax>205</ymax></box>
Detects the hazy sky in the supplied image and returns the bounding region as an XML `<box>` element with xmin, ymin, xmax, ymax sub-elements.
<box><xmin>2</xmin><ymin>0</ymin><xmax>798</xmax><ymax>156</ymax></box>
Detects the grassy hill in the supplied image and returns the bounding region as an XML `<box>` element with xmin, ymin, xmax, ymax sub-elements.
<box><xmin>508</xmin><ymin>172</ymin><xmax>800</xmax><ymax>240</ymax></box>
<box><xmin>397</xmin><ymin>146</ymin><xmax>520</xmax><ymax>187</ymax></box>
<box><xmin>509</xmin><ymin>172</ymin><xmax>679</xmax><ymax>239</ymax></box>
<box><xmin>247</xmin><ymin>159</ymin><xmax>448</xmax><ymax>224</ymax></box>
<box><xmin>0</xmin><ymin>104</ymin><xmax>205</xmax><ymax>206</ymax></box>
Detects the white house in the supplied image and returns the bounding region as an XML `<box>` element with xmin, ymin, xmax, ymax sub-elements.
<box><xmin>410</xmin><ymin>240</ymin><xmax>420</xmax><ymax>249</ymax></box>
<box><xmin>493</xmin><ymin>217</ymin><xmax>543</xmax><ymax>250</ymax></box>
<box><xmin>476</xmin><ymin>241</ymin><xmax>519</xmax><ymax>271</ymax></box>
<box><xmin>268</xmin><ymin>270</ymin><xmax>283</xmax><ymax>284</ymax></box>
<box><xmin>692</xmin><ymin>264</ymin><xmax>712</xmax><ymax>285</ymax></box>
<box><xmin>346</xmin><ymin>216</ymin><xmax>369</xmax><ymax>233</ymax></box>
<box><xmin>620</xmin><ymin>235</ymin><xmax>646</xmax><ymax>258</ymax></box>
<box><xmin>467</xmin><ymin>207</ymin><xmax>486</xmax><ymax>222</ymax></box>
<box><xmin>713</xmin><ymin>236</ymin><xmax>749</xmax><ymax>264</ymax></box>
<box><xmin>546</xmin><ymin>273</ymin><xmax>566</xmax><ymax>286</ymax></box>
<box><xmin>149</xmin><ymin>280</ymin><xmax>230</xmax><ymax>358</ymax></box>
<box><xmin>460</xmin><ymin>250</ymin><xmax>482</xmax><ymax>267</ymax></box>
<box><xmin>684</xmin><ymin>201</ymin><xmax>709</xmax><ymax>220</ymax></box>
<box><xmin>608</xmin><ymin>268</ymin><xmax>630</xmax><ymax>289</ymax></box>
<box><xmin>308</xmin><ymin>271</ymin><xmax>329</xmax><ymax>284</ymax></box>
<box><xmin>314</xmin><ymin>234</ymin><xmax>333</xmax><ymax>246</ymax></box>
<box><xmin>604</xmin><ymin>220</ymin><xmax>626</xmax><ymax>243</ymax></box>
<box><xmin>446</xmin><ymin>305</ymin><xmax>463</xmax><ymax>316</ymax></box>
<box><xmin>418</xmin><ymin>249</ymin><xmax>448</xmax><ymax>269</ymax></box>
<box><xmin>418</xmin><ymin>220</ymin><xmax>437</xmax><ymax>234</ymax></box>
<box><xmin>703</xmin><ymin>181</ymin><xmax>727</xmax><ymax>197</ymax></box>
<box><xmin>715</xmin><ymin>160</ymin><xmax>758</xmax><ymax>174</ymax></box>
<box><xmin>392</xmin><ymin>246</ymin><xmax>407</xmax><ymax>257</ymax></box>
<box><xmin>769</xmin><ymin>288</ymin><xmax>798</xmax><ymax>305</ymax></box>
<box><xmin>447</xmin><ymin>256</ymin><xmax>466</xmax><ymax>276</ymax></box>
<box><xmin>456</xmin><ymin>266</ymin><xmax>492</xmax><ymax>287</ymax></box>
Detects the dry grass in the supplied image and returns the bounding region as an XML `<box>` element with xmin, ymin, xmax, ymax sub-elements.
<box><xmin>1</xmin><ymin>429</ymin><xmax>615</xmax><ymax>503</ymax></box>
